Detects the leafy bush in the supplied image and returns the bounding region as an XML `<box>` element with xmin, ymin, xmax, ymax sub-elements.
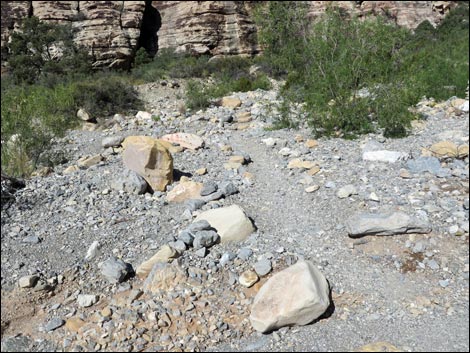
<box><xmin>254</xmin><ymin>2</ymin><xmax>469</xmax><ymax>138</ymax></box>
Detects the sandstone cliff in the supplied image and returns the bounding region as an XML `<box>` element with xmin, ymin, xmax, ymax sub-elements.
<box><xmin>0</xmin><ymin>1</ymin><xmax>456</xmax><ymax>69</ymax></box>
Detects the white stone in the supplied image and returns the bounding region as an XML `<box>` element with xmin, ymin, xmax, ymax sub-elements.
<box><xmin>460</xmin><ymin>101</ymin><xmax>469</xmax><ymax>112</ymax></box>
<box><xmin>77</xmin><ymin>294</ymin><xmax>99</xmax><ymax>307</ymax></box>
<box><xmin>193</xmin><ymin>205</ymin><xmax>255</xmax><ymax>243</ymax></box>
<box><xmin>250</xmin><ymin>261</ymin><xmax>330</xmax><ymax>333</ymax></box>
<box><xmin>337</xmin><ymin>185</ymin><xmax>357</xmax><ymax>199</ymax></box>
<box><xmin>85</xmin><ymin>241</ymin><xmax>101</xmax><ymax>261</ymax></box>
<box><xmin>362</xmin><ymin>150</ymin><xmax>409</xmax><ymax>163</ymax></box>
<box><xmin>136</xmin><ymin>111</ymin><xmax>152</xmax><ymax>120</ymax></box>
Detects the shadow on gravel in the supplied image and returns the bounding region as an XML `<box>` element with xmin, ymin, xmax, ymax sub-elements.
<box><xmin>173</xmin><ymin>169</ymin><xmax>192</xmax><ymax>181</ymax></box>
<box><xmin>312</xmin><ymin>280</ymin><xmax>335</xmax><ymax>324</ymax></box>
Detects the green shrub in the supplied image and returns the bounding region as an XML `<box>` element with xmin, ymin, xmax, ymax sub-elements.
<box><xmin>71</xmin><ymin>72</ymin><xmax>142</xmax><ymax>117</ymax></box>
<box><xmin>254</xmin><ymin>2</ymin><xmax>469</xmax><ymax>137</ymax></box>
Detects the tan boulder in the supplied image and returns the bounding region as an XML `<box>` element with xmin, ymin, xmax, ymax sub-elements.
<box><xmin>221</xmin><ymin>96</ymin><xmax>242</xmax><ymax>108</ymax></box>
<box><xmin>135</xmin><ymin>245</ymin><xmax>179</xmax><ymax>279</ymax></box>
<box><xmin>429</xmin><ymin>141</ymin><xmax>458</xmax><ymax>158</ymax></box>
<box><xmin>166</xmin><ymin>180</ymin><xmax>203</xmax><ymax>202</ymax></box>
<box><xmin>194</xmin><ymin>205</ymin><xmax>255</xmax><ymax>243</ymax></box>
<box><xmin>122</xmin><ymin>136</ymin><xmax>173</xmax><ymax>192</ymax></box>
<box><xmin>250</xmin><ymin>261</ymin><xmax>330</xmax><ymax>333</ymax></box>
<box><xmin>356</xmin><ymin>341</ymin><xmax>402</xmax><ymax>352</ymax></box>
<box><xmin>306</xmin><ymin>166</ymin><xmax>321</xmax><ymax>176</ymax></box>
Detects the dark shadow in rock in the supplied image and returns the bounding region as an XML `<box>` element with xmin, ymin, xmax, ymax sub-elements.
<box><xmin>173</xmin><ymin>169</ymin><xmax>192</xmax><ymax>181</ymax></box>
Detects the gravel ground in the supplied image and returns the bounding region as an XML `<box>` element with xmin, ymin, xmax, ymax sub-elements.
<box><xmin>1</xmin><ymin>80</ymin><xmax>468</xmax><ymax>352</ymax></box>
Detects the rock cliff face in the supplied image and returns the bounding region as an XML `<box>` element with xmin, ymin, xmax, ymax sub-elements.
<box><xmin>0</xmin><ymin>1</ymin><xmax>456</xmax><ymax>68</ymax></box>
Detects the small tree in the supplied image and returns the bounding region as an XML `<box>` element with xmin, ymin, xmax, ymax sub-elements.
<box><xmin>7</xmin><ymin>16</ymin><xmax>91</xmax><ymax>84</ymax></box>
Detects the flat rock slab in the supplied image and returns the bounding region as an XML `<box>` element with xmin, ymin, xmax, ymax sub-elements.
<box><xmin>346</xmin><ymin>211</ymin><xmax>432</xmax><ymax>237</ymax></box>
<box><xmin>193</xmin><ymin>205</ymin><xmax>255</xmax><ymax>243</ymax></box>
<box><xmin>362</xmin><ymin>150</ymin><xmax>409</xmax><ymax>163</ymax></box>
<box><xmin>406</xmin><ymin>156</ymin><xmax>450</xmax><ymax>177</ymax></box>
<box><xmin>160</xmin><ymin>133</ymin><xmax>204</xmax><ymax>151</ymax></box>
<box><xmin>250</xmin><ymin>261</ymin><xmax>330</xmax><ymax>333</ymax></box>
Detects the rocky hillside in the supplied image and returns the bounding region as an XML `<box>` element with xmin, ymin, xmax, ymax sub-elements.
<box><xmin>1</xmin><ymin>78</ymin><xmax>468</xmax><ymax>351</ymax></box>
<box><xmin>1</xmin><ymin>1</ymin><xmax>456</xmax><ymax>68</ymax></box>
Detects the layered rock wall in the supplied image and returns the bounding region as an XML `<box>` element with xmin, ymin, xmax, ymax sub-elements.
<box><xmin>0</xmin><ymin>1</ymin><xmax>457</xmax><ymax>68</ymax></box>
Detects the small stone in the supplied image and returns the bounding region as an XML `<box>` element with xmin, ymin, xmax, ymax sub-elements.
<box><xmin>337</xmin><ymin>185</ymin><xmax>357</xmax><ymax>199</ymax></box>
<box><xmin>101</xmin><ymin>307</ymin><xmax>113</xmax><ymax>318</ymax></box>
<box><xmin>187</xmin><ymin>220</ymin><xmax>212</xmax><ymax>232</ymax></box>
<box><xmin>200</xmin><ymin>181</ymin><xmax>218</xmax><ymax>196</ymax></box>
<box><xmin>63</xmin><ymin>165</ymin><xmax>79</xmax><ymax>174</ymax></box>
<box><xmin>220</xmin><ymin>96</ymin><xmax>242</xmax><ymax>108</ymax></box>
<box><xmin>368</xmin><ymin>192</ymin><xmax>380</xmax><ymax>202</ymax></box>
<box><xmin>19</xmin><ymin>275</ymin><xmax>39</xmax><ymax>288</ymax></box>
<box><xmin>84</xmin><ymin>241</ymin><xmax>101</xmax><ymax>261</ymax></box>
<box><xmin>186</xmin><ymin>199</ymin><xmax>206</xmax><ymax>213</ymax></box>
<box><xmin>168</xmin><ymin>240</ymin><xmax>187</xmax><ymax>253</ymax></box>
<box><xmin>195</xmin><ymin>247</ymin><xmax>207</xmax><ymax>258</ymax></box>
<box><xmin>439</xmin><ymin>279</ymin><xmax>449</xmax><ymax>288</ymax></box>
<box><xmin>193</xmin><ymin>230</ymin><xmax>220</xmax><ymax>250</ymax></box>
<box><xmin>449</xmin><ymin>225</ymin><xmax>459</xmax><ymax>235</ymax></box>
<box><xmin>220</xmin><ymin>181</ymin><xmax>239</xmax><ymax>196</ymax></box>
<box><xmin>229</xmin><ymin>155</ymin><xmax>246</xmax><ymax>165</ymax></box>
<box><xmin>305</xmin><ymin>139</ymin><xmax>319</xmax><ymax>148</ymax></box>
<box><xmin>77</xmin><ymin>108</ymin><xmax>92</xmax><ymax>121</ymax></box>
<box><xmin>22</xmin><ymin>235</ymin><xmax>40</xmax><ymax>244</ymax></box>
<box><xmin>254</xmin><ymin>259</ymin><xmax>272</xmax><ymax>276</ymax></box>
<box><xmin>238</xmin><ymin>247</ymin><xmax>253</xmax><ymax>260</ymax></box>
<box><xmin>220</xmin><ymin>252</ymin><xmax>236</xmax><ymax>266</ymax></box>
<box><xmin>195</xmin><ymin>168</ymin><xmax>207</xmax><ymax>175</ymax></box>
<box><xmin>224</xmin><ymin>162</ymin><xmax>242</xmax><ymax>170</ymax></box>
<box><xmin>325</xmin><ymin>181</ymin><xmax>336</xmax><ymax>189</ymax></box>
<box><xmin>77</xmin><ymin>154</ymin><xmax>103</xmax><ymax>168</ymax></box>
<box><xmin>44</xmin><ymin>317</ymin><xmax>65</xmax><ymax>332</ymax></box>
<box><xmin>102</xmin><ymin>136</ymin><xmax>124</xmax><ymax>148</ymax></box>
<box><xmin>177</xmin><ymin>230</ymin><xmax>195</xmax><ymax>246</ymax></box>
<box><xmin>399</xmin><ymin>169</ymin><xmax>412</xmax><ymax>179</ymax></box>
<box><xmin>65</xmin><ymin>317</ymin><xmax>86</xmax><ymax>332</ymax></box>
<box><xmin>307</xmin><ymin>166</ymin><xmax>321</xmax><ymax>176</ymax></box>
<box><xmin>99</xmin><ymin>257</ymin><xmax>133</xmax><ymax>284</ymax></box>
<box><xmin>427</xmin><ymin>259</ymin><xmax>440</xmax><ymax>270</ymax></box>
<box><xmin>239</xmin><ymin>270</ymin><xmax>259</xmax><ymax>287</ymax></box>
<box><xmin>136</xmin><ymin>244</ymin><xmax>179</xmax><ymax>279</ymax></box>
<box><xmin>77</xmin><ymin>294</ymin><xmax>99</xmax><ymax>307</ymax></box>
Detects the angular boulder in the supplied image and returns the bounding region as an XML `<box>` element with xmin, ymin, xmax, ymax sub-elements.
<box><xmin>346</xmin><ymin>211</ymin><xmax>432</xmax><ymax>237</ymax></box>
<box><xmin>122</xmin><ymin>136</ymin><xmax>173</xmax><ymax>192</ymax></box>
<box><xmin>193</xmin><ymin>205</ymin><xmax>255</xmax><ymax>243</ymax></box>
<box><xmin>135</xmin><ymin>245</ymin><xmax>179</xmax><ymax>279</ymax></box>
<box><xmin>250</xmin><ymin>261</ymin><xmax>330</xmax><ymax>333</ymax></box>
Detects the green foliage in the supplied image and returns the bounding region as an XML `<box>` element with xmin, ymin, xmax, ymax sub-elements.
<box><xmin>7</xmin><ymin>16</ymin><xmax>92</xmax><ymax>85</ymax></box>
<box><xmin>254</xmin><ymin>2</ymin><xmax>469</xmax><ymax>137</ymax></box>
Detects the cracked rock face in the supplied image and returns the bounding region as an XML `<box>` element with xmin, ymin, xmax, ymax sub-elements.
<box><xmin>1</xmin><ymin>1</ymin><xmax>456</xmax><ymax>69</ymax></box>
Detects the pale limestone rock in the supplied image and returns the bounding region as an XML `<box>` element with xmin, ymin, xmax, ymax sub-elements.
<box><xmin>136</xmin><ymin>244</ymin><xmax>178</xmax><ymax>279</ymax></box>
<box><xmin>250</xmin><ymin>261</ymin><xmax>330</xmax><ymax>333</ymax></box>
<box><xmin>194</xmin><ymin>204</ymin><xmax>254</xmax><ymax>243</ymax></box>
<box><xmin>220</xmin><ymin>96</ymin><xmax>242</xmax><ymax>108</ymax></box>
<box><xmin>239</xmin><ymin>270</ymin><xmax>259</xmax><ymax>287</ymax></box>
<box><xmin>160</xmin><ymin>133</ymin><xmax>204</xmax><ymax>151</ymax></box>
<box><xmin>166</xmin><ymin>180</ymin><xmax>203</xmax><ymax>203</ymax></box>
<box><xmin>346</xmin><ymin>212</ymin><xmax>432</xmax><ymax>237</ymax></box>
